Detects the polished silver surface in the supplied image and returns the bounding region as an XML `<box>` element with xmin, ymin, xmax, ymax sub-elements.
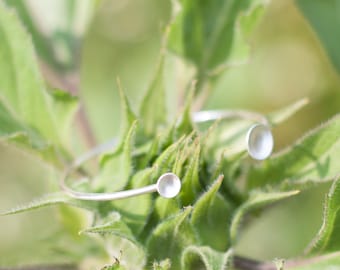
<box><xmin>246</xmin><ymin>124</ymin><xmax>274</xmax><ymax>160</ymax></box>
<box><xmin>156</xmin><ymin>173</ymin><xmax>181</xmax><ymax>198</ymax></box>
<box><xmin>193</xmin><ymin>110</ymin><xmax>273</xmax><ymax>160</ymax></box>
<box><xmin>192</xmin><ymin>110</ymin><xmax>269</xmax><ymax>125</ymax></box>
<box><xmin>60</xmin><ymin>174</ymin><xmax>157</xmax><ymax>201</ymax></box>
<box><xmin>60</xmin><ymin>171</ymin><xmax>181</xmax><ymax>201</ymax></box>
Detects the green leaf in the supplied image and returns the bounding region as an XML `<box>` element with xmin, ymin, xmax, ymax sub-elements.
<box><xmin>4</xmin><ymin>0</ymin><xmax>91</xmax><ymax>71</ymax></box>
<box><xmin>140</xmin><ymin>55</ymin><xmax>167</xmax><ymax>135</ymax></box>
<box><xmin>147</xmin><ymin>207</ymin><xmax>197</xmax><ymax>269</ymax></box>
<box><xmin>111</xmin><ymin>168</ymin><xmax>155</xmax><ymax>235</ymax></box>
<box><xmin>0</xmin><ymin>90</ymin><xmax>77</xmax><ymax>167</ymax></box>
<box><xmin>191</xmin><ymin>175</ymin><xmax>232</xmax><ymax>251</ymax></box>
<box><xmin>1</xmin><ymin>192</ymin><xmax>96</xmax><ymax>216</ymax></box>
<box><xmin>268</xmin><ymin>98</ymin><xmax>309</xmax><ymax>126</ymax></box>
<box><xmin>140</xmin><ymin>190</ymin><xmax>180</xmax><ymax>243</ymax></box>
<box><xmin>152</xmin><ymin>259</ymin><xmax>172</xmax><ymax>270</ymax></box>
<box><xmin>169</xmin><ymin>0</ymin><xmax>269</xmax><ymax>73</ymax></box>
<box><xmin>0</xmin><ymin>3</ymin><xmax>77</xmax><ymax>146</ymax></box>
<box><xmin>153</xmin><ymin>135</ymin><xmax>186</xmax><ymax>173</ymax></box>
<box><xmin>181</xmin><ymin>246</ymin><xmax>232</xmax><ymax>270</ymax></box>
<box><xmin>50</xmin><ymin>89</ymin><xmax>79</xmax><ymax>143</ymax></box>
<box><xmin>89</xmin><ymin>216</ymin><xmax>146</xmax><ymax>270</ymax></box>
<box><xmin>80</xmin><ymin>213</ymin><xmax>139</xmax><ymax>246</ymax></box>
<box><xmin>1</xmin><ymin>193</ymin><xmax>69</xmax><ymax>216</ymax></box>
<box><xmin>220</xmin><ymin>0</ymin><xmax>267</xmax><ymax>70</ymax></box>
<box><xmin>2</xmin><ymin>131</ymin><xmax>61</xmax><ymax>167</ymax></box>
<box><xmin>230</xmin><ymin>190</ymin><xmax>299</xmax><ymax>244</ymax></box>
<box><xmin>306</xmin><ymin>177</ymin><xmax>340</xmax><ymax>254</ymax></box>
<box><xmin>175</xmin><ymin>84</ymin><xmax>195</xmax><ymax>135</ymax></box>
<box><xmin>180</xmin><ymin>141</ymin><xmax>202</xmax><ymax>205</ymax></box>
<box><xmin>248</xmin><ymin>114</ymin><xmax>340</xmax><ymax>190</ymax></box>
<box><xmin>296</xmin><ymin>0</ymin><xmax>340</xmax><ymax>73</ymax></box>
<box><xmin>97</xmin><ymin>121</ymin><xmax>137</xmax><ymax>192</ymax></box>
<box><xmin>117</xmin><ymin>80</ymin><xmax>138</xmax><ymax>138</ymax></box>
<box><xmin>154</xmin><ymin>196</ymin><xmax>180</xmax><ymax>222</ymax></box>
<box><xmin>58</xmin><ymin>204</ymin><xmax>87</xmax><ymax>238</ymax></box>
<box><xmin>138</xmin><ymin>136</ymin><xmax>161</xmax><ymax>168</ymax></box>
<box><xmin>101</xmin><ymin>263</ymin><xmax>126</xmax><ymax>270</ymax></box>
<box><xmin>172</xmin><ymin>131</ymin><xmax>196</xmax><ymax>177</ymax></box>
<box><xmin>139</xmin><ymin>117</ymin><xmax>182</xmax><ymax>169</ymax></box>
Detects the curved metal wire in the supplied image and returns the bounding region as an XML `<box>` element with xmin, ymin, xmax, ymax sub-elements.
<box><xmin>60</xmin><ymin>109</ymin><xmax>270</xmax><ymax>201</ymax></box>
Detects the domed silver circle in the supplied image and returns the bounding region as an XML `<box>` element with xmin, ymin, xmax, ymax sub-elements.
<box><xmin>246</xmin><ymin>124</ymin><xmax>274</xmax><ymax>160</ymax></box>
<box><xmin>156</xmin><ymin>173</ymin><xmax>181</xmax><ymax>198</ymax></box>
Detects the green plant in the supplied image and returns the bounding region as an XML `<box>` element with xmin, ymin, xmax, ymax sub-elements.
<box><xmin>1</xmin><ymin>0</ymin><xmax>340</xmax><ymax>269</ymax></box>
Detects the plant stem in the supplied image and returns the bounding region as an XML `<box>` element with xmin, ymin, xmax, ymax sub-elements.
<box><xmin>233</xmin><ymin>256</ymin><xmax>276</xmax><ymax>270</ymax></box>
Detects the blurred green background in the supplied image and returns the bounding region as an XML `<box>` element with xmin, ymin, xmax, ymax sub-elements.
<box><xmin>1</xmin><ymin>0</ymin><xmax>340</xmax><ymax>266</ymax></box>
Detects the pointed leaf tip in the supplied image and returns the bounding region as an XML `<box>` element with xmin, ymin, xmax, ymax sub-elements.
<box><xmin>306</xmin><ymin>176</ymin><xmax>340</xmax><ymax>254</ymax></box>
<box><xmin>140</xmin><ymin>55</ymin><xmax>167</xmax><ymax>135</ymax></box>
<box><xmin>181</xmin><ymin>246</ymin><xmax>232</xmax><ymax>270</ymax></box>
<box><xmin>191</xmin><ymin>175</ymin><xmax>231</xmax><ymax>251</ymax></box>
<box><xmin>116</xmin><ymin>78</ymin><xmax>137</xmax><ymax>131</ymax></box>
<box><xmin>269</xmin><ymin>97</ymin><xmax>310</xmax><ymax>126</ymax></box>
<box><xmin>1</xmin><ymin>193</ymin><xmax>68</xmax><ymax>216</ymax></box>
<box><xmin>230</xmin><ymin>190</ymin><xmax>300</xmax><ymax>244</ymax></box>
<box><xmin>147</xmin><ymin>206</ymin><xmax>196</xmax><ymax>269</ymax></box>
<box><xmin>98</xmin><ymin>120</ymin><xmax>138</xmax><ymax>192</ymax></box>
